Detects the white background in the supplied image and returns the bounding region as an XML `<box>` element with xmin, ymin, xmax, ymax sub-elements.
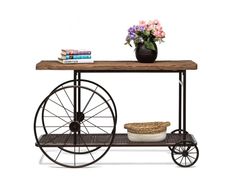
<box><xmin>0</xmin><ymin>0</ymin><xmax>235</xmax><ymax>187</ymax></box>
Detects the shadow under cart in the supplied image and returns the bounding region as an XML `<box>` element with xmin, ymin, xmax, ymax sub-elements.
<box><xmin>34</xmin><ymin>60</ymin><xmax>199</xmax><ymax>168</ymax></box>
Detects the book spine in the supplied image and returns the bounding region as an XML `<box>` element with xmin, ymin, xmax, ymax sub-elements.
<box><xmin>59</xmin><ymin>58</ymin><xmax>94</xmax><ymax>64</ymax></box>
<box><xmin>64</xmin><ymin>55</ymin><xmax>92</xmax><ymax>59</ymax></box>
<box><xmin>61</xmin><ymin>50</ymin><xmax>91</xmax><ymax>55</ymax></box>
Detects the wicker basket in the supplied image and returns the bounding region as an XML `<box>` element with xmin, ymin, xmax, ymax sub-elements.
<box><xmin>124</xmin><ymin>121</ymin><xmax>170</xmax><ymax>142</ymax></box>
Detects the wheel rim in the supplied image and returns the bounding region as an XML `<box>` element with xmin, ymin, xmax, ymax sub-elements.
<box><xmin>34</xmin><ymin>85</ymin><xmax>116</xmax><ymax>168</ymax></box>
<box><xmin>171</xmin><ymin>141</ymin><xmax>199</xmax><ymax>167</ymax></box>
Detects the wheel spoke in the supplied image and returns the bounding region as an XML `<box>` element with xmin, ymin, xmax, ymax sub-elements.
<box><xmin>188</xmin><ymin>152</ymin><xmax>197</xmax><ymax>154</ymax></box>
<box><xmin>49</xmin><ymin>99</ymin><xmax>73</xmax><ymax>114</ymax></box>
<box><xmin>188</xmin><ymin>154</ymin><xmax>196</xmax><ymax>160</ymax></box>
<box><xmin>179</xmin><ymin>156</ymin><xmax>184</xmax><ymax>164</ymax></box>
<box><xmin>55</xmin><ymin>149</ymin><xmax>63</xmax><ymax>162</ymax></box>
<box><xmin>175</xmin><ymin>155</ymin><xmax>183</xmax><ymax>161</ymax></box>
<box><xmin>85</xmin><ymin>120</ymin><xmax>109</xmax><ymax>134</ymax></box>
<box><xmin>80</xmin><ymin>130</ymin><xmax>87</xmax><ymax>134</ymax></box>
<box><xmin>48</xmin><ymin>121</ymin><xmax>71</xmax><ymax>135</ymax></box>
<box><xmin>82</xmin><ymin>122</ymin><xmax>90</xmax><ymax>134</ymax></box>
<box><xmin>44</xmin><ymin>116</ymin><xmax>73</xmax><ymax>118</ymax></box>
<box><xmin>55</xmin><ymin>132</ymin><xmax>72</xmax><ymax>161</ymax></box>
<box><xmin>186</xmin><ymin>156</ymin><xmax>192</xmax><ymax>164</ymax></box>
<box><xmin>48</xmin><ymin>122</ymin><xmax>70</xmax><ymax>134</ymax></box>
<box><xmin>85</xmin><ymin>116</ymin><xmax>112</xmax><ymax>118</ymax></box>
<box><xmin>83</xmin><ymin>107</ymin><xmax>109</xmax><ymax>123</ymax></box>
<box><xmin>55</xmin><ymin>93</ymin><xmax>72</xmax><ymax>121</ymax></box>
<box><xmin>188</xmin><ymin>146</ymin><xmax>195</xmax><ymax>152</ymax></box>
<box><xmin>73</xmin><ymin>132</ymin><xmax>77</xmax><ymax>166</ymax></box>
<box><xmin>84</xmin><ymin>99</ymin><xmax>110</xmax><ymax>115</ymax></box>
<box><xmin>44</xmin><ymin>109</ymin><xmax>68</xmax><ymax>123</ymax></box>
<box><xmin>62</xmin><ymin>85</ymin><xmax>74</xmax><ymax>107</ymax></box>
<box><xmin>36</xmin><ymin>125</ymin><xmax>70</xmax><ymax>128</ymax></box>
<box><xmin>74</xmin><ymin>132</ymin><xmax>77</xmax><ymax>145</ymax></box>
<box><xmin>82</xmin><ymin>86</ymin><xmax>98</xmax><ymax>113</ymax></box>
<box><xmin>80</xmin><ymin>135</ymin><xmax>95</xmax><ymax>161</ymax></box>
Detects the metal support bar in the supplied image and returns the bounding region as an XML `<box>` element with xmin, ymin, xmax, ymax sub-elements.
<box><xmin>73</xmin><ymin>71</ymin><xmax>81</xmax><ymax>135</ymax></box>
<box><xmin>178</xmin><ymin>72</ymin><xmax>182</xmax><ymax>132</ymax></box>
<box><xmin>77</xmin><ymin>72</ymin><xmax>81</xmax><ymax>135</ymax></box>
<box><xmin>73</xmin><ymin>71</ymin><xmax>77</xmax><ymax>121</ymax></box>
<box><xmin>183</xmin><ymin>70</ymin><xmax>187</xmax><ymax>140</ymax></box>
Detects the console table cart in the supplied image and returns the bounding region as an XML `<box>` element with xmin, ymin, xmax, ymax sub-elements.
<box><xmin>34</xmin><ymin>60</ymin><xmax>199</xmax><ymax>168</ymax></box>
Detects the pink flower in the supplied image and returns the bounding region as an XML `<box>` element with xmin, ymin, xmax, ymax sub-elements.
<box><xmin>147</xmin><ymin>24</ymin><xmax>155</xmax><ymax>31</ymax></box>
<box><xmin>156</xmin><ymin>24</ymin><xmax>162</xmax><ymax>31</ymax></box>
<box><xmin>154</xmin><ymin>31</ymin><xmax>162</xmax><ymax>38</ymax></box>
<box><xmin>153</xmin><ymin>19</ymin><xmax>159</xmax><ymax>25</ymax></box>
<box><xmin>161</xmin><ymin>31</ymin><xmax>166</xmax><ymax>38</ymax></box>
<box><xmin>139</xmin><ymin>20</ymin><xmax>146</xmax><ymax>27</ymax></box>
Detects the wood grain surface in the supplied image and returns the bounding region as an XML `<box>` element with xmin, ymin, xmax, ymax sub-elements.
<box><xmin>36</xmin><ymin>60</ymin><xmax>197</xmax><ymax>71</ymax></box>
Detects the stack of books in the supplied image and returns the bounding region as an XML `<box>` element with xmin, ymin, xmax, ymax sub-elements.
<box><xmin>58</xmin><ymin>49</ymin><xmax>94</xmax><ymax>63</ymax></box>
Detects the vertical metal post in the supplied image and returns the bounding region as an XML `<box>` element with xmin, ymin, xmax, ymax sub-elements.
<box><xmin>77</xmin><ymin>72</ymin><xmax>81</xmax><ymax>113</ymax></box>
<box><xmin>74</xmin><ymin>71</ymin><xmax>77</xmax><ymax>121</ymax></box>
<box><xmin>77</xmin><ymin>72</ymin><xmax>81</xmax><ymax>135</ymax></box>
<box><xmin>183</xmin><ymin>70</ymin><xmax>187</xmax><ymax>140</ymax></box>
<box><xmin>179</xmin><ymin>72</ymin><xmax>182</xmax><ymax>133</ymax></box>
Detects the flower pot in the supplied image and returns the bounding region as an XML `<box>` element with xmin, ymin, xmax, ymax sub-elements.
<box><xmin>135</xmin><ymin>43</ymin><xmax>158</xmax><ymax>63</ymax></box>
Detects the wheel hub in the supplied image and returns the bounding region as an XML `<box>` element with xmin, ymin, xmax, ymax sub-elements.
<box><xmin>182</xmin><ymin>150</ymin><xmax>188</xmax><ymax>157</ymax></box>
<box><xmin>69</xmin><ymin>121</ymin><xmax>80</xmax><ymax>132</ymax></box>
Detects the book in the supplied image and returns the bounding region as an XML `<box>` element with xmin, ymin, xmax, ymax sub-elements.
<box><xmin>60</xmin><ymin>54</ymin><xmax>92</xmax><ymax>60</ymax></box>
<box><xmin>58</xmin><ymin>58</ymin><xmax>94</xmax><ymax>64</ymax></box>
<box><xmin>61</xmin><ymin>49</ymin><xmax>91</xmax><ymax>55</ymax></box>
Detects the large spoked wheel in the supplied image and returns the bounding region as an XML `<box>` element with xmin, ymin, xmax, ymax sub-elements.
<box><xmin>171</xmin><ymin>141</ymin><xmax>199</xmax><ymax>167</ymax></box>
<box><xmin>34</xmin><ymin>85</ymin><xmax>116</xmax><ymax>168</ymax></box>
<box><xmin>168</xmin><ymin>129</ymin><xmax>189</xmax><ymax>151</ymax></box>
<box><xmin>42</xmin><ymin>79</ymin><xmax>117</xmax><ymax>154</ymax></box>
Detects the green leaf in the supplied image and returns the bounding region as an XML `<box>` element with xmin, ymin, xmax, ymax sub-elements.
<box><xmin>124</xmin><ymin>41</ymin><xmax>133</xmax><ymax>47</ymax></box>
<box><xmin>143</xmin><ymin>30</ymin><xmax>150</xmax><ymax>37</ymax></box>
<box><xmin>144</xmin><ymin>41</ymin><xmax>156</xmax><ymax>51</ymax></box>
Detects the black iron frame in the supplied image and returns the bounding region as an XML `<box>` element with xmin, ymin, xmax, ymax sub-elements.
<box><xmin>34</xmin><ymin>69</ymin><xmax>198</xmax><ymax>168</ymax></box>
<box><xmin>73</xmin><ymin>70</ymin><xmax>188</xmax><ymax>141</ymax></box>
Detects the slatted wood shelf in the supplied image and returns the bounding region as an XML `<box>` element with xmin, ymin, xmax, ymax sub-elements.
<box><xmin>36</xmin><ymin>133</ymin><xmax>197</xmax><ymax>147</ymax></box>
<box><xmin>36</xmin><ymin>60</ymin><xmax>197</xmax><ymax>72</ymax></box>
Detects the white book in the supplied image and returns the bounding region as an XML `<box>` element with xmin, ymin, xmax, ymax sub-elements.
<box><xmin>58</xmin><ymin>58</ymin><xmax>94</xmax><ymax>64</ymax></box>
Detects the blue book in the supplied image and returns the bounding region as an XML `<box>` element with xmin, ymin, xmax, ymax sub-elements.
<box><xmin>61</xmin><ymin>55</ymin><xmax>92</xmax><ymax>60</ymax></box>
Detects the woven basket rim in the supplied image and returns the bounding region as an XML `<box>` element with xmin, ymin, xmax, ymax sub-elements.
<box><xmin>124</xmin><ymin>121</ymin><xmax>170</xmax><ymax>134</ymax></box>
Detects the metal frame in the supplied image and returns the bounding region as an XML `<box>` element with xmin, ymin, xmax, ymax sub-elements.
<box><xmin>179</xmin><ymin>71</ymin><xmax>187</xmax><ymax>140</ymax></box>
<box><xmin>34</xmin><ymin>69</ymin><xmax>199</xmax><ymax>168</ymax></box>
<box><xmin>73</xmin><ymin>70</ymin><xmax>188</xmax><ymax>140</ymax></box>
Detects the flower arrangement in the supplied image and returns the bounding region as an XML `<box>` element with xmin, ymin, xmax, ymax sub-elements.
<box><xmin>125</xmin><ymin>19</ymin><xmax>165</xmax><ymax>51</ymax></box>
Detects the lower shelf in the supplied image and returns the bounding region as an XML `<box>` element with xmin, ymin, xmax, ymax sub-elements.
<box><xmin>36</xmin><ymin>133</ymin><xmax>197</xmax><ymax>147</ymax></box>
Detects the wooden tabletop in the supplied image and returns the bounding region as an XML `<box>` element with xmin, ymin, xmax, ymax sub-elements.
<box><xmin>36</xmin><ymin>60</ymin><xmax>197</xmax><ymax>72</ymax></box>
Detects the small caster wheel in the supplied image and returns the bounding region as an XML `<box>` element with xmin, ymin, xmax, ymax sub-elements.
<box><xmin>168</xmin><ymin>129</ymin><xmax>188</xmax><ymax>151</ymax></box>
<box><xmin>171</xmin><ymin>141</ymin><xmax>199</xmax><ymax>167</ymax></box>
